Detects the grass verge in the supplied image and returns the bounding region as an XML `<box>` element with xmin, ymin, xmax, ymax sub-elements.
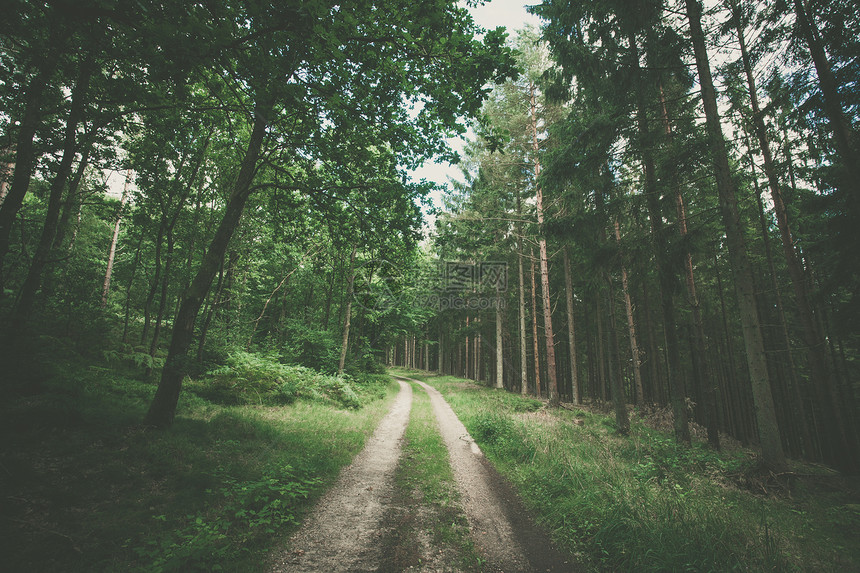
<box><xmin>379</xmin><ymin>379</ymin><xmax>483</xmax><ymax>572</ymax></box>
<box><xmin>393</xmin><ymin>368</ymin><xmax>860</xmax><ymax>572</ymax></box>
<box><xmin>1</xmin><ymin>351</ymin><xmax>397</xmax><ymax>572</ymax></box>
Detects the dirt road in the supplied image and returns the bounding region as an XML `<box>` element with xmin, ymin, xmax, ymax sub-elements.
<box><xmin>269</xmin><ymin>375</ymin><xmax>573</xmax><ymax>572</ymax></box>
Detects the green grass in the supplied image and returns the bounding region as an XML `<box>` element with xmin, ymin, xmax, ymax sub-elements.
<box><xmin>410</xmin><ymin>371</ymin><xmax>860</xmax><ymax>572</ymax></box>
<box><xmin>1</xmin><ymin>355</ymin><xmax>397</xmax><ymax>572</ymax></box>
<box><xmin>381</xmin><ymin>380</ymin><xmax>482</xmax><ymax>571</ymax></box>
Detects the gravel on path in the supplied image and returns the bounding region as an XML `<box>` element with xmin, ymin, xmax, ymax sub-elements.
<box><xmin>268</xmin><ymin>379</ymin><xmax>413</xmax><ymax>572</ymax></box>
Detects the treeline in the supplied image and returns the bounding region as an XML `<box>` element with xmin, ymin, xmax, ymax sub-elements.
<box><xmin>0</xmin><ymin>2</ymin><xmax>516</xmax><ymax>424</ymax></box>
<box><xmin>388</xmin><ymin>0</ymin><xmax>860</xmax><ymax>473</ymax></box>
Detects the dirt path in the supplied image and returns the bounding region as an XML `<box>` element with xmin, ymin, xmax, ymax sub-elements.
<box><xmin>270</xmin><ymin>376</ymin><xmax>573</xmax><ymax>572</ymax></box>
<box><xmin>409</xmin><ymin>378</ymin><xmax>572</xmax><ymax>573</ymax></box>
<box><xmin>269</xmin><ymin>380</ymin><xmax>413</xmax><ymax>572</ymax></box>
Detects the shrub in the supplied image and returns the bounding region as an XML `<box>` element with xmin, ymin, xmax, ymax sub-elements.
<box><xmin>189</xmin><ymin>352</ymin><xmax>371</xmax><ymax>409</ymax></box>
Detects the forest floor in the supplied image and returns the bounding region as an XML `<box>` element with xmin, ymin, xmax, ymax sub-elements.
<box><xmin>268</xmin><ymin>376</ymin><xmax>573</xmax><ymax>573</ymax></box>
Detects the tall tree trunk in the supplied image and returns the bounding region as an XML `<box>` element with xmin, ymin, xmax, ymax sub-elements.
<box><xmin>530</xmin><ymin>82</ymin><xmax>559</xmax><ymax>405</ymax></box>
<box><xmin>148</xmin><ymin>228</ymin><xmax>176</xmax><ymax>371</ymax></box>
<box><xmin>517</xmin><ymin>195</ymin><xmax>529</xmax><ymax>395</ymax></box>
<box><xmin>733</xmin><ymin>0</ymin><xmax>850</xmax><ymax>466</ymax></box>
<box><xmin>52</xmin><ymin>146</ymin><xmax>90</xmax><ymax>253</ymax></box>
<box><xmin>198</xmin><ymin>259</ymin><xmax>228</xmax><ymax>362</ymax></box>
<box><xmin>530</xmin><ymin>248</ymin><xmax>541</xmax><ymax>397</ymax></box>
<box><xmin>145</xmin><ymin>101</ymin><xmax>270</xmax><ymax>428</ymax></box>
<box><xmin>614</xmin><ymin>220</ymin><xmax>643</xmax><ymax>406</ymax></box>
<box><xmin>142</xmin><ymin>222</ymin><xmax>166</xmax><ymax>344</ymax></box>
<box><xmin>685</xmin><ymin>0</ymin><xmax>786</xmax><ymax>469</ymax></box>
<box><xmin>495</xmin><ymin>285</ymin><xmax>503</xmax><ymax>389</ymax></box>
<box><xmin>595</xmin><ymin>287</ymin><xmax>608</xmax><ymax>402</ymax></box>
<box><xmin>10</xmin><ymin>63</ymin><xmax>92</xmax><ymax>331</ymax></box>
<box><xmin>629</xmin><ymin>33</ymin><xmax>690</xmax><ymax>442</ymax></box>
<box><xmin>102</xmin><ymin>170</ymin><xmax>132</xmax><ymax>307</ymax></box>
<box><xmin>338</xmin><ymin>244</ymin><xmax>357</xmax><ymax>374</ymax></box>
<box><xmin>657</xmin><ymin>80</ymin><xmax>719</xmax><ymax>446</ymax></box>
<box><xmin>605</xmin><ymin>270</ymin><xmax>630</xmax><ymax>433</ymax></box>
<box><xmin>563</xmin><ymin>245</ymin><xmax>580</xmax><ymax>404</ymax></box>
<box><xmin>0</xmin><ymin>51</ymin><xmax>61</xmax><ymax>294</ymax></box>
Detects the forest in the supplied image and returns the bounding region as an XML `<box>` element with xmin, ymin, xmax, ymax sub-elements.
<box><xmin>1</xmin><ymin>0</ymin><xmax>859</xmax><ymax>571</ymax></box>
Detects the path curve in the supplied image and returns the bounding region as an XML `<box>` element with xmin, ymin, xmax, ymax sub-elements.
<box><xmin>269</xmin><ymin>380</ymin><xmax>413</xmax><ymax>572</ymax></box>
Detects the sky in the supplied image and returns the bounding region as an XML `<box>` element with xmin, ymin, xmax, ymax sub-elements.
<box><xmin>409</xmin><ymin>1</ymin><xmax>542</xmax><ymax>225</ymax></box>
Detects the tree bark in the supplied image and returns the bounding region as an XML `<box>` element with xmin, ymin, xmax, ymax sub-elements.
<box><xmin>102</xmin><ymin>170</ymin><xmax>132</xmax><ymax>307</ymax></box>
<box><xmin>530</xmin><ymin>248</ymin><xmax>541</xmax><ymax>397</ymax></box>
<box><xmin>0</xmin><ymin>54</ymin><xmax>60</xmax><ymax>294</ymax></box>
<box><xmin>495</xmin><ymin>284</ymin><xmax>503</xmax><ymax>388</ymax></box>
<box><xmin>145</xmin><ymin>101</ymin><xmax>270</xmax><ymax>428</ymax></box>
<box><xmin>657</xmin><ymin>80</ymin><xmax>719</xmax><ymax>448</ymax></box>
<box><xmin>605</xmin><ymin>270</ymin><xmax>630</xmax><ymax>434</ymax></box>
<box><xmin>733</xmin><ymin>0</ymin><xmax>850</xmax><ymax>466</ymax></box>
<box><xmin>530</xmin><ymin>82</ymin><xmax>559</xmax><ymax>405</ymax></box>
<box><xmin>10</xmin><ymin>63</ymin><xmax>92</xmax><ymax>331</ymax></box>
<box><xmin>338</xmin><ymin>244</ymin><xmax>357</xmax><ymax>374</ymax></box>
<box><xmin>685</xmin><ymin>0</ymin><xmax>786</xmax><ymax>470</ymax></box>
<box><xmin>563</xmin><ymin>244</ymin><xmax>580</xmax><ymax>404</ymax></box>
<box><xmin>516</xmin><ymin>193</ymin><xmax>529</xmax><ymax>395</ymax></box>
<box><xmin>614</xmin><ymin>219</ymin><xmax>643</xmax><ymax>406</ymax></box>
<box><xmin>629</xmin><ymin>33</ymin><xmax>690</xmax><ymax>443</ymax></box>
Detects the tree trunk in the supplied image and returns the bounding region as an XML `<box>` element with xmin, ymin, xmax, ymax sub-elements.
<box><xmin>142</xmin><ymin>221</ymin><xmax>165</xmax><ymax>345</ymax></box>
<box><xmin>10</xmin><ymin>63</ymin><xmax>92</xmax><ymax>331</ymax></box>
<box><xmin>733</xmin><ymin>0</ymin><xmax>849</xmax><ymax>466</ymax></box>
<box><xmin>495</xmin><ymin>284</ymin><xmax>503</xmax><ymax>389</ymax></box>
<box><xmin>517</xmin><ymin>195</ymin><xmax>529</xmax><ymax>395</ymax></box>
<box><xmin>197</xmin><ymin>254</ymin><xmax>233</xmax><ymax>362</ymax></box>
<box><xmin>52</xmin><ymin>145</ymin><xmax>90</xmax><ymax>253</ymax></box>
<box><xmin>145</xmin><ymin>101</ymin><xmax>270</xmax><ymax>428</ymax></box>
<box><xmin>530</xmin><ymin>82</ymin><xmax>559</xmax><ymax>405</ymax></box>
<box><xmin>605</xmin><ymin>270</ymin><xmax>630</xmax><ymax>433</ymax></box>
<box><xmin>685</xmin><ymin>0</ymin><xmax>786</xmax><ymax>469</ymax></box>
<box><xmin>102</xmin><ymin>170</ymin><xmax>132</xmax><ymax>307</ymax></box>
<box><xmin>563</xmin><ymin>245</ymin><xmax>580</xmax><ymax>404</ymax></box>
<box><xmin>657</xmin><ymin>81</ymin><xmax>719</xmax><ymax>447</ymax></box>
<box><xmin>530</xmin><ymin>248</ymin><xmax>541</xmax><ymax>397</ymax></box>
<box><xmin>629</xmin><ymin>33</ymin><xmax>690</xmax><ymax>442</ymax></box>
<box><xmin>0</xmin><ymin>146</ymin><xmax>14</xmax><ymax>207</ymax></box>
<box><xmin>0</xmin><ymin>54</ymin><xmax>60</xmax><ymax>294</ymax></box>
<box><xmin>122</xmin><ymin>231</ymin><xmax>145</xmax><ymax>343</ymax></box>
<box><xmin>614</xmin><ymin>220</ymin><xmax>643</xmax><ymax>406</ymax></box>
<box><xmin>338</xmin><ymin>244</ymin><xmax>357</xmax><ymax>374</ymax></box>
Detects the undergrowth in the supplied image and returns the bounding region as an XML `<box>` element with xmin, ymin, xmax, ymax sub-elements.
<box><xmin>418</xmin><ymin>372</ymin><xmax>860</xmax><ymax>572</ymax></box>
<box><xmin>1</xmin><ymin>343</ymin><xmax>396</xmax><ymax>572</ymax></box>
<box><xmin>186</xmin><ymin>351</ymin><xmax>388</xmax><ymax>409</ymax></box>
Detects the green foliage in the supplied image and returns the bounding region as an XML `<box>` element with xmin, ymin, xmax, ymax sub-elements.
<box><xmin>1</xmin><ymin>355</ymin><xmax>397</xmax><ymax>572</ymax></box>
<box><xmin>127</xmin><ymin>466</ymin><xmax>319</xmax><ymax>572</ymax></box>
<box><xmin>190</xmin><ymin>351</ymin><xmax>365</xmax><ymax>409</ymax></box>
<box><xmin>424</xmin><ymin>373</ymin><xmax>860</xmax><ymax>572</ymax></box>
<box><xmin>280</xmin><ymin>323</ymin><xmax>339</xmax><ymax>373</ymax></box>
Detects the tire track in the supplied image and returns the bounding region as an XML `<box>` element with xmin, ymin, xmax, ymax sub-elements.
<box><xmin>403</xmin><ymin>376</ymin><xmax>574</xmax><ymax>573</ymax></box>
<box><xmin>269</xmin><ymin>379</ymin><xmax>412</xmax><ymax>572</ymax></box>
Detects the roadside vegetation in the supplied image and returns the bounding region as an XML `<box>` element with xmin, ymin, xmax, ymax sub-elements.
<box><xmin>392</xmin><ymin>367</ymin><xmax>860</xmax><ymax>572</ymax></box>
<box><xmin>1</xmin><ymin>344</ymin><xmax>396</xmax><ymax>572</ymax></box>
